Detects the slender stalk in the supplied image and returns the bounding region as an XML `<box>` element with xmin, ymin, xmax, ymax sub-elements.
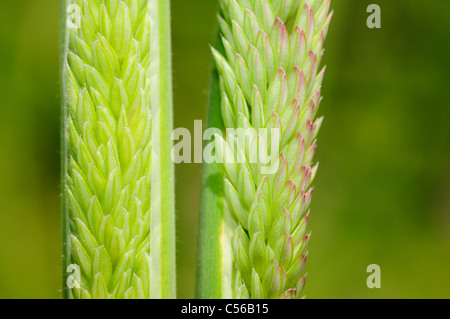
<box><xmin>149</xmin><ymin>0</ymin><xmax>176</xmax><ymax>299</ymax></box>
<box><xmin>60</xmin><ymin>0</ymin><xmax>70</xmax><ymax>300</ymax></box>
<box><xmin>195</xmin><ymin>50</ymin><xmax>227</xmax><ymax>299</ymax></box>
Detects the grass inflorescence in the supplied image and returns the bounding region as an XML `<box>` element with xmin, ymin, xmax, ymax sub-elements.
<box><xmin>198</xmin><ymin>0</ymin><xmax>332</xmax><ymax>299</ymax></box>
<box><xmin>61</xmin><ymin>0</ymin><xmax>175</xmax><ymax>299</ymax></box>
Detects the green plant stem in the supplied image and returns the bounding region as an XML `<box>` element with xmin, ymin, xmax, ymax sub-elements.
<box><xmin>149</xmin><ymin>0</ymin><xmax>176</xmax><ymax>299</ymax></box>
<box><xmin>196</xmin><ymin>38</ymin><xmax>235</xmax><ymax>299</ymax></box>
<box><xmin>195</xmin><ymin>62</ymin><xmax>224</xmax><ymax>299</ymax></box>
<box><xmin>60</xmin><ymin>0</ymin><xmax>70</xmax><ymax>300</ymax></box>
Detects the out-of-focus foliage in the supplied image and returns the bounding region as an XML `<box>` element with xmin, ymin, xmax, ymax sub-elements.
<box><xmin>0</xmin><ymin>0</ymin><xmax>449</xmax><ymax>298</ymax></box>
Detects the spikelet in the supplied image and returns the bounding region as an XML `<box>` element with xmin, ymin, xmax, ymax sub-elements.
<box><xmin>212</xmin><ymin>0</ymin><xmax>332</xmax><ymax>298</ymax></box>
<box><xmin>62</xmin><ymin>0</ymin><xmax>152</xmax><ymax>299</ymax></box>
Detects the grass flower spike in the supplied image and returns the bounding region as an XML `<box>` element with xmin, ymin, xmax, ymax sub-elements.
<box><xmin>198</xmin><ymin>0</ymin><xmax>332</xmax><ymax>299</ymax></box>
<box><xmin>61</xmin><ymin>0</ymin><xmax>175</xmax><ymax>299</ymax></box>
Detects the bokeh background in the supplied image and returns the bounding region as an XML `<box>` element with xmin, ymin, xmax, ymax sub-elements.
<box><xmin>0</xmin><ymin>0</ymin><xmax>449</xmax><ymax>298</ymax></box>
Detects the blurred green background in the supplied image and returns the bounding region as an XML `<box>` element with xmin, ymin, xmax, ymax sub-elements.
<box><xmin>0</xmin><ymin>0</ymin><xmax>449</xmax><ymax>298</ymax></box>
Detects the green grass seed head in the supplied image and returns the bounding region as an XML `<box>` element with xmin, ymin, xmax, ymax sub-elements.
<box><xmin>213</xmin><ymin>0</ymin><xmax>332</xmax><ymax>299</ymax></box>
<box><xmin>64</xmin><ymin>0</ymin><xmax>151</xmax><ymax>299</ymax></box>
